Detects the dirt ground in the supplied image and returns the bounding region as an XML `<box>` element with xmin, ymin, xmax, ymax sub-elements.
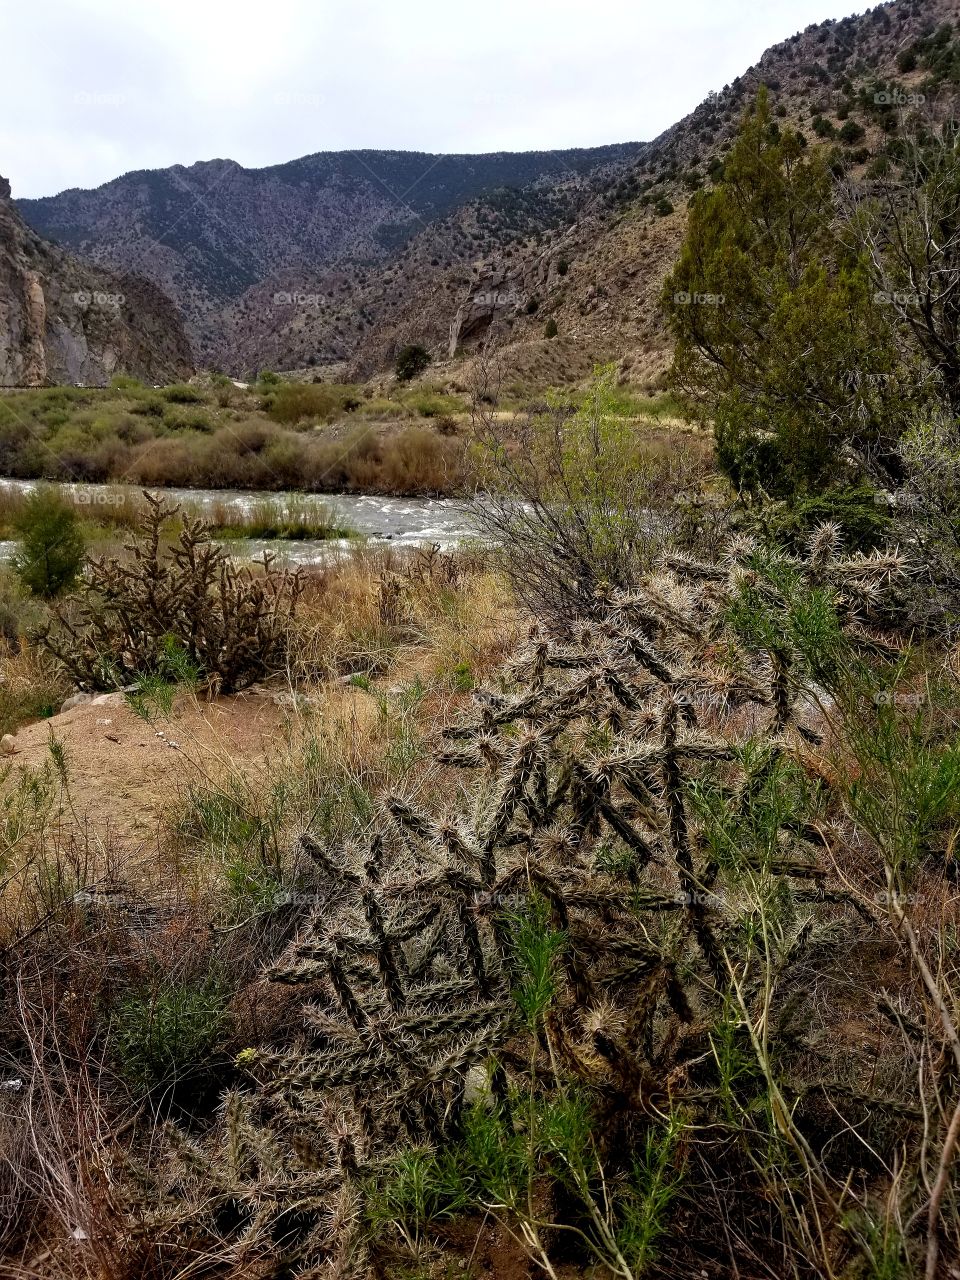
<box><xmin>1</xmin><ymin>685</ymin><xmax>296</xmax><ymax>853</ymax></box>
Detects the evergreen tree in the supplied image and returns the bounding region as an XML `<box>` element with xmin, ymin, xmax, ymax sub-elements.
<box><xmin>663</xmin><ymin>88</ymin><xmax>908</xmax><ymax>496</ymax></box>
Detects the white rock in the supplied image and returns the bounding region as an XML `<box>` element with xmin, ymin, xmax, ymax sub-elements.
<box><xmin>61</xmin><ymin>692</ymin><xmax>93</xmax><ymax>713</ymax></box>
<box><xmin>91</xmin><ymin>692</ymin><xmax>124</xmax><ymax>706</ymax></box>
<box><xmin>0</xmin><ymin>734</ymin><xmax>17</xmax><ymax>755</ymax></box>
<box><xmin>463</xmin><ymin>1065</ymin><xmax>492</xmax><ymax>1106</ymax></box>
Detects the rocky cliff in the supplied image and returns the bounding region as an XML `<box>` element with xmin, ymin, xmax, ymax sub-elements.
<box><xmin>0</xmin><ymin>175</ymin><xmax>193</xmax><ymax>386</ymax></box>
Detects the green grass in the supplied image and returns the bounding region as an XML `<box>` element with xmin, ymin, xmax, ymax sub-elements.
<box><xmin>203</xmin><ymin>494</ymin><xmax>354</xmax><ymax>541</ymax></box>
<box><xmin>0</xmin><ymin>380</ymin><xmax>468</xmax><ymax>496</ymax></box>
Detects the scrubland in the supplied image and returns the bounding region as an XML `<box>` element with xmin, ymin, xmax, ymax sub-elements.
<box><xmin>0</xmin><ymin>371</ymin><xmax>955</xmax><ymax>1280</ymax></box>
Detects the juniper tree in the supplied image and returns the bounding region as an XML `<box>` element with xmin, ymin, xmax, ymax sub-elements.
<box><xmin>663</xmin><ymin>88</ymin><xmax>908</xmax><ymax>496</ymax></box>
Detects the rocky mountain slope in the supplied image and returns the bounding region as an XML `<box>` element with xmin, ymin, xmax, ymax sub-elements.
<box><xmin>0</xmin><ymin>176</ymin><xmax>193</xmax><ymax>387</ymax></box>
<box><xmin>17</xmin><ymin>146</ymin><xmax>639</xmax><ymax>365</ymax></box>
<box><xmin>306</xmin><ymin>0</ymin><xmax>960</xmax><ymax>390</ymax></box>
<box><xmin>14</xmin><ymin>0</ymin><xmax>960</xmax><ymax>385</ymax></box>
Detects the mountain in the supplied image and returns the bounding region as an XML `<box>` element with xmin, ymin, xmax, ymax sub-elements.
<box><xmin>14</xmin><ymin>0</ymin><xmax>960</xmax><ymax>384</ymax></box>
<box><xmin>0</xmin><ymin>175</ymin><xmax>193</xmax><ymax>386</ymax></box>
<box><xmin>16</xmin><ymin>146</ymin><xmax>639</xmax><ymax>366</ymax></box>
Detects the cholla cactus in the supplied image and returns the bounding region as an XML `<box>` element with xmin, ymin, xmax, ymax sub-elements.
<box><xmin>142</xmin><ymin>526</ymin><xmax>907</xmax><ymax>1271</ymax></box>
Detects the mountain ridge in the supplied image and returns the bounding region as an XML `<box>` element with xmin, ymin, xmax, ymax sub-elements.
<box><xmin>14</xmin><ymin>0</ymin><xmax>960</xmax><ymax>383</ymax></box>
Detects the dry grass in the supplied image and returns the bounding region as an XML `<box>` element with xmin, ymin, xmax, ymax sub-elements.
<box><xmin>290</xmin><ymin>543</ymin><xmax>516</xmax><ymax>683</ymax></box>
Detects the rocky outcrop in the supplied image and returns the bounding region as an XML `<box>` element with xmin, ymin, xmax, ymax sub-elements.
<box><xmin>0</xmin><ymin>176</ymin><xmax>193</xmax><ymax>386</ymax></box>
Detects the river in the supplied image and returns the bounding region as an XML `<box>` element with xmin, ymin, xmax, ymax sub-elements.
<box><xmin>0</xmin><ymin>480</ymin><xmax>476</xmax><ymax>565</ymax></box>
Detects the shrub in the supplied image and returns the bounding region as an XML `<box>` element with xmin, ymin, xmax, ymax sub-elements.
<box><xmin>36</xmin><ymin>493</ymin><xmax>304</xmax><ymax>691</ymax></box>
<box><xmin>838</xmin><ymin>118</ymin><xmax>866</xmax><ymax>144</ymax></box>
<box><xmin>109</xmin><ymin>971</ymin><xmax>231</xmax><ymax>1093</ymax></box>
<box><xmin>130</xmin><ymin>394</ymin><xmax>165</xmax><ymax>418</ymax></box>
<box><xmin>162</xmin><ymin>384</ymin><xmax>204</xmax><ymax>404</ymax></box>
<box><xmin>750</xmin><ymin>484</ymin><xmax>892</xmax><ymax>553</ymax></box>
<box><xmin>395</xmin><ymin>344</ymin><xmax>431</xmax><ymax>382</ymax></box>
<box><xmin>471</xmin><ymin>365</ymin><xmax>704</xmax><ymax>623</ymax></box>
<box><xmin>664</xmin><ymin>87</ymin><xmax>907</xmax><ymax>497</ymax></box>
<box><xmin>887</xmin><ymin>415</ymin><xmax>960</xmax><ymax>637</ymax></box>
<box><xmin>543</xmin><ymin>316</ymin><xmax>558</xmax><ymax>339</ymax></box>
<box><xmin>163</xmin><ymin>406</ymin><xmax>212</xmax><ymax>432</ymax></box>
<box><xmin>267</xmin><ymin>382</ymin><xmax>347</xmax><ymax>425</ymax></box>
<box><xmin>12</xmin><ymin>487</ymin><xmax>86</xmax><ymax>598</ymax></box>
<box><xmin>654</xmin><ymin>196</ymin><xmax>674</xmax><ymax>215</ymax></box>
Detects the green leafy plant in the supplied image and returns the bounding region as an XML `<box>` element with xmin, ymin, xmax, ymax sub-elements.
<box><xmin>395</xmin><ymin>344</ymin><xmax>431</xmax><ymax>382</ymax></box>
<box><xmin>663</xmin><ymin>87</ymin><xmax>907</xmax><ymax>496</ymax></box>
<box><xmin>109</xmin><ymin>971</ymin><xmax>231</xmax><ymax>1093</ymax></box>
<box><xmin>12</xmin><ymin>487</ymin><xmax>86</xmax><ymax>598</ymax></box>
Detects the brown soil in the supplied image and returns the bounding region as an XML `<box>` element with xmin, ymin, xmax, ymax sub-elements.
<box><xmin>1</xmin><ymin>687</ymin><xmax>294</xmax><ymax>853</ymax></box>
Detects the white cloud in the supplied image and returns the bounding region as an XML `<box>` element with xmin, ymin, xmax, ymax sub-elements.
<box><xmin>1</xmin><ymin>0</ymin><xmax>870</xmax><ymax>197</ymax></box>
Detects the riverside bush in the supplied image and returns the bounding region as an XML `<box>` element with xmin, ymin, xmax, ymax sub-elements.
<box><xmin>12</xmin><ymin>486</ymin><xmax>86</xmax><ymax>598</ymax></box>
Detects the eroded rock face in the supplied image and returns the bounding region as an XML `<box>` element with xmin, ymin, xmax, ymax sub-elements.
<box><xmin>0</xmin><ymin>174</ymin><xmax>193</xmax><ymax>386</ymax></box>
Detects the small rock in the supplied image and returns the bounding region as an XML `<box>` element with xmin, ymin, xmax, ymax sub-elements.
<box><xmin>95</xmin><ymin>718</ymin><xmax>113</xmax><ymax>726</ymax></box>
<box><xmin>61</xmin><ymin>692</ymin><xmax>93</xmax><ymax>714</ymax></box>
<box><xmin>463</xmin><ymin>1065</ymin><xmax>491</xmax><ymax>1106</ymax></box>
<box><xmin>105</xmin><ymin>734</ymin><xmax>120</xmax><ymax>743</ymax></box>
<box><xmin>0</xmin><ymin>734</ymin><xmax>17</xmax><ymax>755</ymax></box>
<box><xmin>91</xmin><ymin>692</ymin><xmax>123</xmax><ymax>706</ymax></box>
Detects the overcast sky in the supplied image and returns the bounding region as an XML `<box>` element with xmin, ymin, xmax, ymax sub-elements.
<box><xmin>2</xmin><ymin>0</ymin><xmax>869</xmax><ymax>199</ymax></box>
